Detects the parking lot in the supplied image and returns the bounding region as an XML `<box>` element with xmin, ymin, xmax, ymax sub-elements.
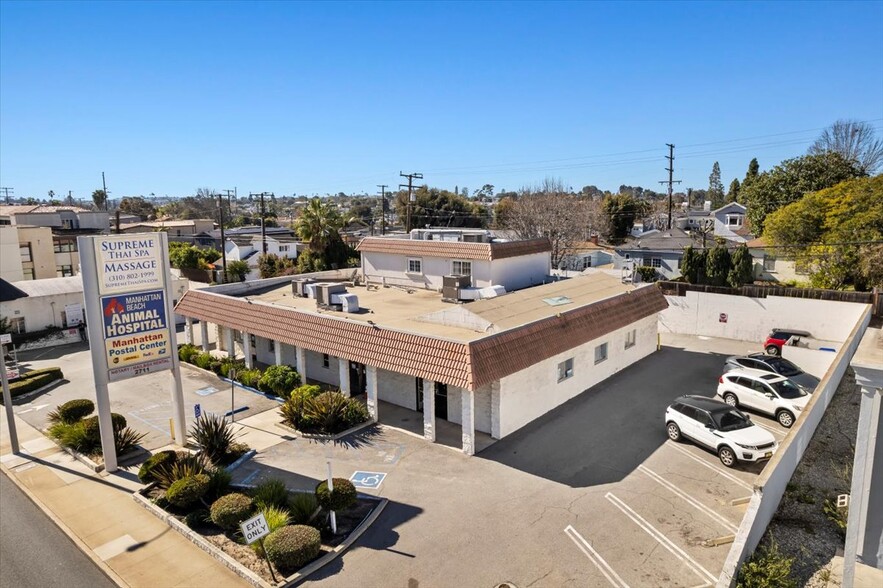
<box><xmin>10</xmin><ymin>340</ymin><xmax>281</xmax><ymax>451</ymax></box>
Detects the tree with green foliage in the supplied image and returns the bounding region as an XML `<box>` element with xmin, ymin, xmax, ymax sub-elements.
<box><xmin>728</xmin><ymin>178</ymin><xmax>741</xmax><ymax>203</ymax></box>
<box><xmin>680</xmin><ymin>246</ymin><xmax>706</xmax><ymax>284</ymax></box>
<box><xmin>394</xmin><ymin>186</ymin><xmax>485</xmax><ymax>229</ymax></box>
<box><xmin>225</xmin><ymin>260</ymin><xmax>249</xmax><ymax>282</ymax></box>
<box><xmin>744</xmin><ymin>158</ymin><xmax>760</xmax><ymax>188</ymax></box>
<box><xmin>119</xmin><ymin>196</ymin><xmax>157</xmax><ymax>220</ymax></box>
<box><xmin>763</xmin><ymin>175</ymin><xmax>883</xmax><ymax>290</ymax></box>
<box><xmin>168</xmin><ymin>242</ymin><xmax>220</xmax><ymax>270</ymax></box>
<box><xmin>741</xmin><ymin>152</ymin><xmax>863</xmax><ymax>235</ymax></box>
<box><xmin>704</xmin><ymin>242</ymin><xmax>733</xmax><ymax>287</ymax></box>
<box><xmin>708</xmin><ymin>162</ymin><xmax>725</xmax><ymax>208</ymax></box>
<box><xmin>602</xmin><ymin>193</ymin><xmax>647</xmax><ymax>243</ymax></box>
<box><xmin>92</xmin><ymin>189</ymin><xmax>107</xmax><ymax>211</ymax></box>
<box><xmin>257</xmin><ymin>253</ymin><xmax>295</xmax><ymax>278</ymax></box>
<box><xmin>294</xmin><ymin>197</ymin><xmax>356</xmax><ymax>272</ymax></box>
<box><xmin>728</xmin><ymin>245</ymin><xmax>754</xmax><ymax>287</ymax></box>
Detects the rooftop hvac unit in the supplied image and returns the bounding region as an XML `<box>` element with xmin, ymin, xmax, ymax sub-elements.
<box><xmin>291</xmin><ymin>278</ymin><xmax>317</xmax><ymax>297</ymax></box>
<box><xmin>338</xmin><ymin>293</ymin><xmax>360</xmax><ymax>313</ymax></box>
<box><xmin>442</xmin><ymin>274</ymin><xmax>472</xmax><ymax>303</ymax></box>
<box><xmin>478</xmin><ymin>285</ymin><xmax>506</xmax><ymax>299</ymax></box>
<box><xmin>304</xmin><ymin>283</ymin><xmax>318</xmax><ymax>299</ymax></box>
<box><xmin>315</xmin><ymin>283</ymin><xmax>348</xmax><ymax>309</ymax></box>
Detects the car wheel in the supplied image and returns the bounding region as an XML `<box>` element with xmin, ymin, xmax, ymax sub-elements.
<box><xmin>777</xmin><ymin>410</ymin><xmax>795</xmax><ymax>428</ymax></box>
<box><xmin>765</xmin><ymin>345</ymin><xmax>780</xmax><ymax>356</ymax></box>
<box><xmin>718</xmin><ymin>446</ymin><xmax>737</xmax><ymax>468</ymax></box>
<box><xmin>666</xmin><ymin>422</ymin><xmax>682</xmax><ymax>441</ymax></box>
<box><xmin>723</xmin><ymin>392</ymin><xmax>739</xmax><ymax>407</ymax></box>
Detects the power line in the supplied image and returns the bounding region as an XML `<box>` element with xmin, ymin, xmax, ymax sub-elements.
<box><xmin>0</xmin><ymin>187</ymin><xmax>12</xmax><ymax>204</ymax></box>
<box><xmin>399</xmin><ymin>172</ymin><xmax>423</xmax><ymax>233</ymax></box>
<box><xmin>660</xmin><ymin>144</ymin><xmax>681</xmax><ymax>230</ymax></box>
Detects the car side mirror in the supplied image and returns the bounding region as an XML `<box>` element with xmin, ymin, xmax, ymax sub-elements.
<box><xmin>766</xmin><ymin>393</ymin><xmax>776</xmax><ymax>399</ymax></box>
<box><xmin>706</xmin><ymin>423</ymin><xmax>715</xmax><ymax>429</ymax></box>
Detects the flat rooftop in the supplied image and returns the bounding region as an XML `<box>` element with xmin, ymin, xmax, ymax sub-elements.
<box><xmin>243</xmin><ymin>272</ymin><xmax>640</xmax><ymax>342</ymax></box>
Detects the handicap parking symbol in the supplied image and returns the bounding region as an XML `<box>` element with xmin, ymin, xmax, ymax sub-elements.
<box><xmin>350</xmin><ymin>471</ymin><xmax>387</xmax><ymax>489</ymax></box>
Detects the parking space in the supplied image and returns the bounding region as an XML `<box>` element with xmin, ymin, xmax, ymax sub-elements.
<box><xmin>11</xmin><ymin>341</ymin><xmax>281</xmax><ymax>450</ymax></box>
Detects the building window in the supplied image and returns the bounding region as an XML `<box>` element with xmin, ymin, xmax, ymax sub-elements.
<box><xmin>22</xmin><ymin>268</ymin><xmax>35</xmax><ymax>280</ymax></box>
<box><xmin>582</xmin><ymin>257</ymin><xmax>592</xmax><ymax>270</ymax></box>
<box><xmin>279</xmin><ymin>245</ymin><xmax>288</xmax><ymax>253</ymax></box>
<box><xmin>57</xmin><ymin>265</ymin><xmax>74</xmax><ymax>277</ymax></box>
<box><xmin>9</xmin><ymin>317</ymin><xmax>25</xmax><ymax>333</ymax></box>
<box><xmin>452</xmin><ymin>260</ymin><xmax>472</xmax><ymax>276</ymax></box>
<box><xmin>19</xmin><ymin>243</ymin><xmax>32</xmax><ymax>263</ymax></box>
<box><xmin>594</xmin><ymin>343</ymin><xmax>608</xmax><ymax>364</ymax></box>
<box><xmin>249</xmin><ymin>334</ymin><xmax>256</xmax><ymax>347</ymax></box>
<box><xmin>407</xmin><ymin>258</ymin><xmax>423</xmax><ymax>274</ymax></box>
<box><xmin>625</xmin><ymin>329</ymin><xmax>636</xmax><ymax>349</ymax></box>
<box><xmin>763</xmin><ymin>255</ymin><xmax>776</xmax><ymax>272</ymax></box>
<box><xmin>557</xmin><ymin>358</ymin><xmax>574</xmax><ymax>382</ymax></box>
<box><xmin>650</xmin><ymin>258</ymin><xmax>662</xmax><ymax>268</ymax></box>
<box><xmin>727</xmin><ymin>215</ymin><xmax>743</xmax><ymax>227</ymax></box>
<box><xmin>54</xmin><ymin>239</ymin><xmax>77</xmax><ymax>253</ymax></box>
<box><xmin>322</xmin><ymin>353</ymin><xmax>330</xmax><ymax>368</ymax></box>
<box><xmin>269</xmin><ymin>339</ymin><xmax>275</xmax><ymax>353</ymax></box>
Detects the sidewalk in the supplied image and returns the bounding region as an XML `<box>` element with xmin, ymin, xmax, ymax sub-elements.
<box><xmin>0</xmin><ymin>412</ymin><xmax>248</xmax><ymax>588</ymax></box>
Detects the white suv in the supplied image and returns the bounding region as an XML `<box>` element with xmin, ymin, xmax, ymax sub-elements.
<box><xmin>717</xmin><ymin>369</ymin><xmax>810</xmax><ymax>428</ymax></box>
<box><xmin>665</xmin><ymin>395</ymin><xmax>778</xmax><ymax>467</ymax></box>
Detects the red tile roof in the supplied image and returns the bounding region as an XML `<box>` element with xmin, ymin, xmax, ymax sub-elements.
<box><xmin>356</xmin><ymin>237</ymin><xmax>551</xmax><ymax>261</ymax></box>
<box><xmin>176</xmin><ymin>282</ymin><xmax>666</xmax><ymax>390</ymax></box>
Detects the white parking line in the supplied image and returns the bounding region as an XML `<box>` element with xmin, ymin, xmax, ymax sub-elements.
<box><xmin>606</xmin><ymin>493</ymin><xmax>718</xmax><ymax>586</ymax></box>
<box><xmin>638</xmin><ymin>465</ymin><xmax>739</xmax><ymax>534</ymax></box>
<box><xmin>564</xmin><ymin>525</ymin><xmax>630</xmax><ymax>588</ymax></box>
<box><xmin>751</xmin><ymin>421</ymin><xmax>785</xmax><ymax>437</ymax></box>
<box><xmin>665</xmin><ymin>442</ymin><xmax>753</xmax><ymax>491</ymax></box>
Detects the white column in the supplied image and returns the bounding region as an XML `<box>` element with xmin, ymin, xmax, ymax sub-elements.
<box><xmin>274</xmin><ymin>341</ymin><xmax>283</xmax><ymax>366</ymax></box>
<box><xmin>295</xmin><ymin>347</ymin><xmax>307</xmax><ymax>381</ymax></box>
<box><xmin>490</xmin><ymin>382</ymin><xmax>501</xmax><ymax>439</ymax></box>
<box><xmin>338</xmin><ymin>359</ymin><xmax>351</xmax><ymax>397</ymax></box>
<box><xmin>366</xmin><ymin>365</ymin><xmax>378</xmax><ymax>421</ymax></box>
<box><xmin>226</xmin><ymin>327</ymin><xmax>235</xmax><ymax>359</ymax></box>
<box><xmin>184</xmin><ymin>317</ymin><xmax>193</xmax><ymax>345</ymax></box>
<box><xmin>215</xmin><ymin>323</ymin><xmax>223</xmax><ymax>351</ymax></box>
<box><xmin>461</xmin><ymin>387</ymin><xmax>475</xmax><ymax>456</ymax></box>
<box><xmin>423</xmin><ymin>380</ymin><xmax>436</xmax><ymax>442</ymax></box>
<box><xmin>200</xmin><ymin>321</ymin><xmax>209</xmax><ymax>352</ymax></box>
<box><xmin>243</xmin><ymin>332</ymin><xmax>253</xmax><ymax>368</ymax></box>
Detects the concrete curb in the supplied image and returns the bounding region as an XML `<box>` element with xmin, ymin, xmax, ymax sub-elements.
<box><xmin>225</xmin><ymin>449</ymin><xmax>257</xmax><ymax>472</ymax></box>
<box><xmin>133</xmin><ymin>487</ymin><xmax>387</xmax><ymax>588</ymax></box>
<box><xmin>180</xmin><ymin>362</ymin><xmax>285</xmax><ymax>404</ymax></box>
<box><xmin>1</xmin><ymin>460</ymin><xmax>129</xmax><ymax>588</ymax></box>
<box><xmin>0</xmin><ymin>377</ymin><xmax>66</xmax><ymax>405</ymax></box>
<box><xmin>277</xmin><ymin>420</ymin><xmax>374</xmax><ymax>441</ymax></box>
<box><xmin>58</xmin><ymin>444</ymin><xmax>149</xmax><ymax>474</ymax></box>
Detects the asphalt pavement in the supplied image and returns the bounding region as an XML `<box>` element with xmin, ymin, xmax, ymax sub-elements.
<box><xmin>0</xmin><ymin>472</ymin><xmax>116</xmax><ymax>588</ymax></box>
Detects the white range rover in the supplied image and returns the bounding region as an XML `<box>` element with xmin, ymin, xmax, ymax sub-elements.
<box><xmin>665</xmin><ymin>395</ymin><xmax>778</xmax><ymax>467</ymax></box>
<box><xmin>716</xmin><ymin>368</ymin><xmax>810</xmax><ymax>428</ymax></box>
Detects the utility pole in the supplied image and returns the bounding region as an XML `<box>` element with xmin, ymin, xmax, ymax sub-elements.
<box><xmin>218</xmin><ymin>193</ymin><xmax>228</xmax><ymax>283</ymax></box>
<box><xmin>67</xmin><ymin>190</ymin><xmax>73</xmax><ymax>206</ymax></box>
<box><xmin>399</xmin><ymin>172</ymin><xmax>423</xmax><ymax>233</ymax></box>
<box><xmin>377</xmin><ymin>184</ymin><xmax>388</xmax><ymax>235</ymax></box>
<box><xmin>0</xmin><ymin>187</ymin><xmax>12</xmax><ymax>204</ymax></box>
<box><xmin>658</xmin><ymin>144</ymin><xmax>681</xmax><ymax>230</ymax></box>
<box><xmin>102</xmin><ymin>172</ymin><xmax>109</xmax><ymax>211</ymax></box>
<box><xmin>260</xmin><ymin>193</ymin><xmax>268</xmax><ymax>254</ymax></box>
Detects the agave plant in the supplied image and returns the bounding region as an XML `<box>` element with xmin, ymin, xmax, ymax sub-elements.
<box><xmin>154</xmin><ymin>453</ymin><xmax>208</xmax><ymax>490</ymax></box>
<box><xmin>301</xmin><ymin>392</ymin><xmax>350</xmax><ymax>434</ymax></box>
<box><xmin>189</xmin><ymin>413</ymin><xmax>237</xmax><ymax>464</ymax></box>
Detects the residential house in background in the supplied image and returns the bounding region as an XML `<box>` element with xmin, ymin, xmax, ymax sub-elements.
<box><xmin>711</xmin><ymin>202</ymin><xmax>749</xmax><ymax>243</ymax></box>
<box><xmin>746</xmin><ymin>237</ymin><xmax>805</xmax><ymax>284</ymax></box>
<box><xmin>216</xmin><ymin>235</ymin><xmax>303</xmax><ymax>280</ymax></box>
<box><xmin>612</xmin><ymin>228</ymin><xmax>697</xmax><ymax>280</ymax></box>
<box><xmin>560</xmin><ymin>238</ymin><xmax>615</xmax><ymax>272</ymax></box>
<box><xmin>196</xmin><ymin>226</ymin><xmax>296</xmax><ymax>250</ymax></box>
<box><xmin>119</xmin><ymin>219</ymin><xmax>215</xmax><ymax>243</ymax></box>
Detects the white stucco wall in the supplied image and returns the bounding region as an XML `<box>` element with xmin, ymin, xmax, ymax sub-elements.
<box><xmin>377</xmin><ymin>368</ymin><xmax>419</xmax><ymax>409</ymax></box>
<box><xmin>489</xmin><ymin>253</ymin><xmax>552</xmax><ymax>291</ymax></box>
<box><xmin>497</xmin><ymin>314</ymin><xmax>659</xmax><ymax>437</ymax></box>
<box><xmin>304</xmin><ymin>349</ymin><xmax>340</xmax><ymax>387</ymax></box>
<box><xmin>362</xmin><ymin>251</ymin><xmax>493</xmax><ymax>290</ymax></box>
<box><xmin>0</xmin><ymin>226</ymin><xmax>23</xmax><ymax>282</ymax></box>
<box><xmin>0</xmin><ymin>290</ymin><xmax>84</xmax><ymax>331</ymax></box>
<box><xmin>445</xmin><ymin>385</ymin><xmax>492</xmax><ymax>434</ymax></box>
<box><xmin>658</xmin><ymin>291</ymin><xmax>869</xmax><ymax>343</ymax></box>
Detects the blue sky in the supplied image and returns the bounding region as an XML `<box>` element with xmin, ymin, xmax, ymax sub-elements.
<box><xmin>1</xmin><ymin>0</ymin><xmax>881</xmax><ymax>201</ymax></box>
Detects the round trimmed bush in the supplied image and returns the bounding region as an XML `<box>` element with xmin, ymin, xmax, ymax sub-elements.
<box><xmin>166</xmin><ymin>473</ymin><xmax>210</xmax><ymax>508</ymax></box>
<box><xmin>57</xmin><ymin>399</ymin><xmax>94</xmax><ymax>424</ymax></box>
<box><xmin>315</xmin><ymin>478</ymin><xmax>357</xmax><ymax>512</ymax></box>
<box><xmin>210</xmin><ymin>492</ymin><xmax>254</xmax><ymax>529</ymax></box>
<box><xmin>138</xmin><ymin>450</ymin><xmax>178</xmax><ymax>484</ymax></box>
<box><xmin>263</xmin><ymin>525</ymin><xmax>321</xmax><ymax>570</ymax></box>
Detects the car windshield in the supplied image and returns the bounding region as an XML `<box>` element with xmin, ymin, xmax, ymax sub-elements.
<box><xmin>714</xmin><ymin>409</ymin><xmax>752</xmax><ymax>432</ymax></box>
<box><xmin>771</xmin><ymin>379</ymin><xmax>807</xmax><ymax>399</ymax></box>
<box><xmin>766</xmin><ymin>357</ymin><xmax>802</xmax><ymax>377</ymax></box>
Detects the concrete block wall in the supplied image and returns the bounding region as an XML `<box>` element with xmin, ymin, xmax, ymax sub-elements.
<box><xmin>304</xmin><ymin>349</ymin><xmax>340</xmax><ymax>387</ymax></box>
<box><xmin>659</xmin><ymin>291</ymin><xmax>869</xmax><ymax>343</ymax></box>
<box><xmin>498</xmin><ymin>314</ymin><xmax>658</xmax><ymax>438</ymax></box>
<box><xmin>377</xmin><ymin>368</ymin><xmax>419</xmax><ymax>410</ymax></box>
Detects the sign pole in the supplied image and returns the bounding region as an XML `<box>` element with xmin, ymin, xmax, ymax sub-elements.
<box><xmin>1</xmin><ymin>342</ymin><xmax>20</xmax><ymax>454</ymax></box>
<box><xmin>78</xmin><ymin>236</ymin><xmax>118</xmax><ymax>473</ymax></box>
<box><xmin>259</xmin><ymin>537</ymin><xmax>277</xmax><ymax>583</ymax></box>
<box><xmin>326</xmin><ymin>459</ymin><xmax>337</xmax><ymax>534</ymax></box>
<box><xmin>159</xmin><ymin>233</ymin><xmax>187</xmax><ymax>446</ymax></box>
<box><xmin>230</xmin><ymin>369</ymin><xmax>236</xmax><ymax>423</ymax></box>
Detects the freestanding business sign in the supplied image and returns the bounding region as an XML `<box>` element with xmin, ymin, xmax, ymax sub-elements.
<box><xmin>78</xmin><ymin>232</ymin><xmax>186</xmax><ymax>472</ymax></box>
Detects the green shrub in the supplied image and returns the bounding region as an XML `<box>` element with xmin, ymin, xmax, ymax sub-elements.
<box><xmin>301</xmin><ymin>392</ymin><xmax>350</xmax><ymax>434</ymax></box>
<box><xmin>218</xmin><ymin>359</ymin><xmax>245</xmax><ymax>379</ymax></box>
<box><xmin>55</xmin><ymin>422</ymin><xmax>96</xmax><ymax>453</ymax></box>
<box><xmin>315</xmin><ymin>478</ymin><xmax>357</xmax><ymax>512</ymax></box>
<box><xmin>736</xmin><ymin>539</ymin><xmax>796</xmax><ymax>588</ymax></box>
<box><xmin>48</xmin><ymin>399</ymin><xmax>94</xmax><ymax>425</ymax></box>
<box><xmin>249</xmin><ymin>506</ymin><xmax>291</xmax><ymax>555</ymax></box>
<box><xmin>635</xmin><ymin>266</ymin><xmax>658</xmax><ymax>282</ymax></box>
<box><xmin>210</xmin><ymin>492</ymin><xmax>254</xmax><ymax>530</ymax></box>
<box><xmin>166</xmin><ymin>473</ymin><xmax>210</xmax><ymax>508</ymax></box>
<box><xmin>138</xmin><ymin>450</ymin><xmax>178</xmax><ymax>484</ymax></box>
<box><xmin>823</xmin><ymin>498</ymin><xmax>848</xmax><ymax>537</ymax></box>
<box><xmin>154</xmin><ymin>453</ymin><xmax>208</xmax><ymax>490</ymax></box>
<box><xmin>237</xmin><ymin>368</ymin><xmax>262</xmax><ymax>389</ymax></box>
<box><xmin>205</xmin><ymin>467</ymin><xmax>232</xmax><ymax>500</ymax></box>
<box><xmin>342</xmin><ymin>398</ymin><xmax>370</xmax><ymax>428</ymax></box>
<box><xmin>114</xmin><ymin>427</ymin><xmax>146</xmax><ymax>455</ymax></box>
<box><xmin>3</xmin><ymin>367</ymin><xmax>64</xmax><ymax>401</ymax></box>
<box><xmin>184</xmin><ymin>508</ymin><xmax>209</xmax><ymax>529</ymax></box>
<box><xmin>194</xmin><ymin>352</ymin><xmax>215</xmax><ymax>370</ymax></box>
<box><xmin>82</xmin><ymin>413</ymin><xmax>127</xmax><ymax>437</ymax></box>
<box><xmin>258</xmin><ymin>365</ymin><xmax>302</xmax><ymax>397</ymax></box>
<box><xmin>189</xmin><ymin>413</ymin><xmax>236</xmax><ymax>464</ymax></box>
<box><xmin>253</xmin><ymin>478</ymin><xmax>288</xmax><ymax>510</ymax></box>
<box><xmin>291</xmin><ymin>384</ymin><xmax>322</xmax><ymax>402</ymax></box>
<box><xmin>288</xmin><ymin>492</ymin><xmax>319</xmax><ymax>525</ymax></box>
<box><xmin>178</xmin><ymin>343</ymin><xmax>200</xmax><ymax>363</ymax></box>
<box><xmin>263</xmin><ymin>525</ymin><xmax>321</xmax><ymax>570</ymax></box>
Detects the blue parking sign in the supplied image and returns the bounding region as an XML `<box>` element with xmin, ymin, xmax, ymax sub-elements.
<box><xmin>194</xmin><ymin>403</ymin><xmax>202</xmax><ymax>418</ymax></box>
<box><xmin>350</xmin><ymin>471</ymin><xmax>387</xmax><ymax>489</ymax></box>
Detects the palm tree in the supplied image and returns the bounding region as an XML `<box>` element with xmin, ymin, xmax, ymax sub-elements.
<box><xmin>295</xmin><ymin>197</ymin><xmax>346</xmax><ymax>252</ymax></box>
